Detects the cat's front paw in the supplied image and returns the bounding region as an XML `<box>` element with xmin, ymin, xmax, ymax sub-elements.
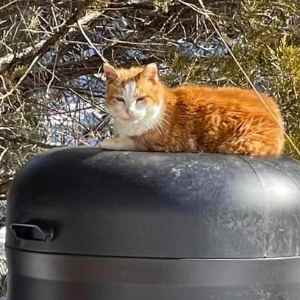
<box><xmin>100</xmin><ymin>137</ymin><xmax>137</xmax><ymax>151</ymax></box>
<box><xmin>100</xmin><ymin>139</ymin><xmax>114</xmax><ymax>150</ymax></box>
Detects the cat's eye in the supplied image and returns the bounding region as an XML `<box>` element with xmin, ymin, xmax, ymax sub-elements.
<box><xmin>136</xmin><ymin>96</ymin><xmax>145</xmax><ymax>102</ymax></box>
<box><xmin>115</xmin><ymin>97</ymin><xmax>125</xmax><ymax>102</ymax></box>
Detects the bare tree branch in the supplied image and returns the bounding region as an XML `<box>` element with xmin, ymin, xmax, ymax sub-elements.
<box><xmin>1</xmin><ymin>8</ymin><xmax>82</xmax><ymax>76</ymax></box>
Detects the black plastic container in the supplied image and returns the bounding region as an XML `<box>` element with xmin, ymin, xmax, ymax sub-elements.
<box><xmin>6</xmin><ymin>147</ymin><xmax>300</xmax><ymax>300</ymax></box>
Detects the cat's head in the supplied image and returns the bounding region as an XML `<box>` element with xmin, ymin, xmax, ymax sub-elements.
<box><xmin>103</xmin><ymin>63</ymin><xmax>165</xmax><ymax>129</ymax></box>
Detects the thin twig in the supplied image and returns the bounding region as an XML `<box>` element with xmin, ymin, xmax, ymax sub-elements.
<box><xmin>0</xmin><ymin>54</ymin><xmax>41</xmax><ymax>100</ymax></box>
<box><xmin>0</xmin><ymin>0</ymin><xmax>18</xmax><ymax>11</ymax></box>
<box><xmin>77</xmin><ymin>18</ymin><xmax>107</xmax><ymax>64</ymax></box>
<box><xmin>46</xmin><ymin>50</ymin><xmax>59</xmax><ymax>95</ymax></box>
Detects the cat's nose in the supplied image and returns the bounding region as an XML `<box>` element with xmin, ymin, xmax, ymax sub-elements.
<box><xmin>126</xmin><ymin>108</ymin><xmax>135</xmax><ymax>118</ymax></box>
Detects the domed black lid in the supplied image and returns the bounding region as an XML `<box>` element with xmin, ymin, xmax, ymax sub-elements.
<box><xmin>6</xmin><ymin>148</ymin><xmax>300</xmax><ymax>259</ymax></box>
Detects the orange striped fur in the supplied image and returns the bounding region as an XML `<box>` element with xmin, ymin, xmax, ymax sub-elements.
<box><xmin>102</xmin><ymin>63</ymin><xmax>284</xmax><ymax>157</ymax></box>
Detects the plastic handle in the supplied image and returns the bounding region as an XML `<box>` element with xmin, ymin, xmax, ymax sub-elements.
<box><xmin>10</xmin><ymin>223</ymin><xmax>54</xmax><ymax>241</ymax></box>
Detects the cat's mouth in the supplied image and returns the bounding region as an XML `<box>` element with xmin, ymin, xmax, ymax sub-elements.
<box><xmin>116</xmin><ymin>114</ymin><xmax>143</xmax><ymax>123</ymax></box>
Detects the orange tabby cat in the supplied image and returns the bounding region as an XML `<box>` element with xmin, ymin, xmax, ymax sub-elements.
<box><xmin>101</xmin><ymin>63</ymin><xmax>284</xmax><ymax>157</ymax></box>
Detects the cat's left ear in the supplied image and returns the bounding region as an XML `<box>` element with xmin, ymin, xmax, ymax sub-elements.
<box><xmin>103</xmin><ymin>63</ymin><xmax>118</xmax><ymax>82</ymax></box>
<box><xmin>143</xmin><ymin>63</ymin><xmax>159</xmax><ymax>82</ymax></box>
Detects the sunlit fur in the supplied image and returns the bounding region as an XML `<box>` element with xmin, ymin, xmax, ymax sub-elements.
<box><xmin>103</xmin><ymin>63</ymin><xmax>285</xmax><ymax>157</ymax></box>
<box><xmin>104</xmin><ymin>64</ymin><xmax>165</xmax><ymax>137</ymax></box>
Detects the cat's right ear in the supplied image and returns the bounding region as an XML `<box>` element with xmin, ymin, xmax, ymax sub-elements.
<box><xmin>142</xmin><ymin>63</ymin><xmax>159</xmax><ymax>83</ymax></box>
<box><xmin>103</xmin><ymin>63</ymin><xmax>118</xmax><ymax>82</ymax></box>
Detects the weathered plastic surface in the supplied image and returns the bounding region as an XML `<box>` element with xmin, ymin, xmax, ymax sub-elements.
<box><xmin>5</xmin><ymin>147</ymin><xmax>300</xmax><ymax>300</ymax></box>
<box><xmin>6</xmin><ymin>147</ymin><xmax>300</xmax><ymax>258</ymax></box>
